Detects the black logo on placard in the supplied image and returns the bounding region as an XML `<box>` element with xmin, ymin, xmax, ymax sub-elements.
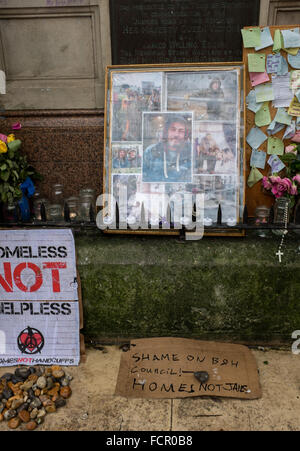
<box><xmin>17</xmin><ymin>326</ymin><xmax>44</xmax><ymax>354</ymax></box>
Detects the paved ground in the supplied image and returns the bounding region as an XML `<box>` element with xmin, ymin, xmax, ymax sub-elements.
<box><xmin>0</xmin><ymin>345</ymin><xmax>299</xmax><ymax>431</ymax></box>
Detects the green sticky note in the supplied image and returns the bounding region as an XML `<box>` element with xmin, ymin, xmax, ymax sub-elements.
<box><xmin>247</xmin><ymin>167</ymin><xmax>263</xmax><ymax>187</ymax></box>
<box><xmin>7</xmin><ymin>139</ymin><xmax>21</xmax><ymax>152</ymax></box>
<box><xmin>273</xmin><ymin>30</ymin><xmax>284</xmax><ymax>53</ymax></box>
<box><xmin>274</xmin><ymin>107</ymin><xmax>293</xmax><ymax>126</ymax></box>
<box><xmin>241</xmin><ymin>28</ymin><xmax>262</xmax><ymax>48</ymax></box>
<box><xmin>255</xmin><ymin>102</ymin><xmax>271</xmax><ymax>127</ymax></box>
<box><xmin>267</xmin><ymin>137</ymin><xmax>284</xmax><ymax>155</ymax></box>
<box><xmin>255</xmin><ymin>83</ymin><xmax>274</xmax><ymax>102</ymax></box>
<box><xmin>248</xmin><ymin>53</ymin><xmax>266</xmax><ymax>72</ymax></box>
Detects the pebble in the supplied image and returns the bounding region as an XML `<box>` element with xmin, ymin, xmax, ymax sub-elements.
<box><xmin>30</xmin><ymin>408</ymin><xmax>38</xmax><ymax>419</ymax></box>
<box><xmin>26</xmin><ymin>420</ymin><xmax>37</xmax><ymax>430</ymax></box>
<box><xmin>2</xmin><ymin>388</ymin><xmax>13</xmax><ymax>399</ymax></box>
<box><xmin>60</xmin><ymin>386</ymin><xmax>72</xmax><ymax>399</ymax></box>
<box><xmin>60</xmin><ymin>377</ymin><xmax>70</xmax><ymax>387</ymax></box>
<box><xmin>0</xmin><ymin>413</ymin><xmax>3</xmax><ymax>422</ymax></box>
<box><xmin>18</xmin><ymin>409</ymin><xmax>30</xmax><ymax>423</ymax></box>
<box><xmin>45</xmin><ymin>404</ymin><xmax>56</xmax><ymax>414</ymax></box>
<box><xmin>17</xmin><ymin>403</ymin><xmax>29</xmax><ymax>414</ymax></box>
<box><xmin>0</xmin><ymin>402</ymin><xmax>5</xmax><ymax>414</ymax></box>
<box><xmin>11</xmin><ymin>398</ymin><xmax>24</xmax><ymax>410</ymax></box>
<box><xmin>4</xmin><ymin>409</ymin><xmax>17</xmax><ymax>421</ymax></box>
<box><xmin>37</xmin><ymin>408</ymin><xmax>46</xmax><ymax>418</ymax></box>
<box><xmin>30</xmin><ymin>397</ymin><xmax>42</xmax><ymax>409</ymax></box>
<box><xmin>20</xmin><ymin>380</ymin><xmax>34</xmax><ymax>391</ymax></box>
<box><xmin>1</xmin><ymin>373</ymin><xmax>13</xmax><ymax>382</ymax></box>
<box><xmin>194</xmin><ymin>371</ymin><xmax>209</xmax><ymax>383</ymax></box>
<box><xmin>54</xmin><ymin>397</ymin><xmax>66</xmax><ymax>408</ymax></box>
<box><xmin>15</xmin><ymin>367</ymin><xmax>31</xmax><ymax>380</ymax></box>
<box><xmin>36</xmin><ymin>376</ymin><xmax>47</xmax><ymax>390</ymax></box>
<box><xmin>8</xmin><ymin>417</ymin><xmax>21</xmax><ymax>429</ymax></box>
<box><xmin>52</xmin><ymin>369</ymin><xmax>65</xmax><ymax>379</ymax></box>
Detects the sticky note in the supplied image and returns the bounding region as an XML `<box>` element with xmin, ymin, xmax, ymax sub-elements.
<box><xmin>273</xmin><ymin>30</ymin><xmax>284</xmax><ymax>53</ymax></box>
<box><xmin>288</xmin><ymin>97</ymin><xmax>300</xmax><ymax>116</ymax></box>
<box><xmin>250</xmin><ymin>149</ymin><xmax>267</xmax><ymax>169</ymax></box>
<box><xmin>241</xmin><ymin>27</ymin><xmax>261</xmax><ymax>48</ymax></box>
<box><xmin>295</xmin><ymin>89</ymin><xmax>300</xmax><ymax>102</ymax></box>
<box><xmin>267</xmin><ymin>119</ymin><xmax>285</xmax><ymax>136</ymax></box>
<box><xmin>0</xmin><ymin>71</ymin><xmax>5</xmax><ymax>95</ymax></box>
<box><xmin>248</xmin><ymin>53</ymin><xmax>266</xmax><ymax>72</ymax></box>
<box><xmin>255</xmin><ymin>83</ymin><xmax>274</xmax><ymax>102</ymax></box>
<box><xmin>249</xmin><ymin>71</ymin><xmax>269</xmax><ymax>87</ymax></box>
<box><xmin>255</xmin><ymin>102</ymin><xmax>271</xmax><ymax>127</ymax></box>
<box><xmin>288</xmin><ymin>50</ymin><xmax>300</xmax><ymax>69</ymax></box>
<box><xmin>247</xmin><ymin>167</ymin><xmax>263</xmax><ymax>187</ymax></box>
<box><xmin>267</xmin><ymin>137</ymin><xmax>284</xmax><ymax>155</ymax></box>
<box><xmin>281</xmin><ymin>29</ymin><xmax>300</xmax><ymax>48</ymax></box>
<box><xmin>272</xmin><ymin>74</ymin><xmax>294</xmax><ymax>108</ymax></box>
<box><xmin>290</xmin><ymin>71</ymin><xmax>300</xmax><ymax>91</ymax></box>
<box><xmin>266</xmin><ymin>54</ymin><xmax>281</xmax><ymax>73</ymax></box>
<box><xmin>277</xmin><ymin>55</ymin><xmax>289</xmax><ymax>76</ymax></box>
<box><xmin>274</xmin><ymin>107</ymin><xmax>293</xmax><ymax>126</ymax></box>
<box><xmin>255</xmin><ymin>27</ymin><xmax>273</xmax><ymax>51</ymax></box>
<box><xmin>268</xmin><ymin>155</ymin><xmax>286</xmax><ymax>174</ymax></box>
<box><xmin>283</xmin><ymin>121</ymin><xmax>296</xmax><ymax>140</ymax></box>
<box><xmin>297</xmin><ymin>116</ymin><xmax>300</xmax><ymax>130</ymax></box>
<box><xmin>283</xmin><ymin>47</ymin><xmax>299</xmax><ymax>55</ymax></box>
<box><xmin>246</xmin><ymin>126</ymin><xmax>268</xmax><ymax>149</ymax></box>
<box><xmin>246</xmin><ymin>90</ymin><xmax>263</xmax><ymax>113</ymax></box>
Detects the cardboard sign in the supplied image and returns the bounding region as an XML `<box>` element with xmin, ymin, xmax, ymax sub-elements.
<box><xmin>115</xmin><ymin>337</ymin><xmax>262</xmax><ymax>399</ymax></box>
<box><xmin>0</xmin><ymin>229</ymin><xmax>78</xmax><ymax>301</ymax></box>
<box><xmin>0</xmin><ymin>300</ymin><xmax>80</xmax><ymax>366</ymax></box>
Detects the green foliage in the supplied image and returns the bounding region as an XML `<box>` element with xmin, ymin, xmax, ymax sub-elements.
<box><xmin>0</xmin><ymin>139</ymin><xmax>41</xmax><ymax>204</ymax></box>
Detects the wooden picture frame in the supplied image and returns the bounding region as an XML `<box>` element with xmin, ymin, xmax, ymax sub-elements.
<box><xmin>102</xmin><ymin>63</ymin><xmax>246</xmax><ymax>237</ymax></box>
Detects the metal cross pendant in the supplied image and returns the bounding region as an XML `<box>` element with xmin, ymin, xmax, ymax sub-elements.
<box><xmin>276</xmin><ymin>250</ymin><xmax>283</xmax><ymax>263</ymax></box>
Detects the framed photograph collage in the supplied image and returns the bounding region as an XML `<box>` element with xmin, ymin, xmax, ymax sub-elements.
<box><xmin>103</xmin><ymin>63</ymin><xmax>245</xmax><ymax>235</ymax></box>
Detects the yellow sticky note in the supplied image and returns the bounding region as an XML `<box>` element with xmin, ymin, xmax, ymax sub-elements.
<box><xmin>273</xmin><ymin>30</ymin><xmax>284</xmax><ymax>53</ymax></box>
<box><xmin>288</xmin><ymin>96</ymin><xmax>300</xmax><ymax>116</ymax></box>
<box><xmin>255</xmin><ymin>102</ymin><xmax>271</xmax><ymax>127</ymax></box>
<box><xmin>267</xmin><ymin>137</ymin><xmax>284</xmax><ymax>155</ymax></box>
<box><xmin>248</xmin><ymin>53</ymin><xmax>266</xmax><ymax>72</ymax></box>
<box><xmin>247</xmin><ymin>167</ymin><xmax>263</xmax><ymax>188</ymax></box>
<box><xmin>241</xmin><ymin>28</ymin><xmax>261</xmax><ymax>48</ymax></box>
<box><xmin>283</xmin><ymin>47</ymin><xmax>299</xmax><ymax>55</ymax></box>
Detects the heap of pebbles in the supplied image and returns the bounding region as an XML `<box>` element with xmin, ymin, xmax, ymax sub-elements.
<box><xmin>0</xmin><ymin>366</ymin><xmax>72</xmax><ymax>430</ymax></box>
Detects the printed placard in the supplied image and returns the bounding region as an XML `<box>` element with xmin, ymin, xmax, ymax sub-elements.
<box><xmin>0</xmin><ymin>300</ymin><xmax>80</xmax><ymax>366</ymax></box>
<box><xmin>0</xmin><ymin>229</ymin><xmax>78</xmax><ymax>301</ymax></box>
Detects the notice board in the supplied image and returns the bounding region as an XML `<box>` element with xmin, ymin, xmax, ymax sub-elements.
<box><xmin>110</xmin><ymin>0</ymin><xmax>260</xmax><ymax>65</ymax></box>
<box><xmin>243</xmin><ymin>25</ymin><xmax>300</xmax><ymax>216</ymax></box>
<box><xmin>0</xmin><ymin>229</ymin><xmax>82</xmax><ymax>366</ymax></box>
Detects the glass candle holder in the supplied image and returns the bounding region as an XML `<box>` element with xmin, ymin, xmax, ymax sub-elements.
<box><xmin>78</xmin><ymin>195</ymin><xmax>93</xmax><ymax>221</ymax></box>
<box><xmin>255</xmin><ymin>205</ymin><xmax>270</xmax><ymax>225</ymax></box>
<box><xmin>47</xmin><ymin>203</ymin><xmax>63</xmax><ymax>222</ymax></box>
<box><xmin>66</xmin><ymin>196</ymin><xmax>79</xmax><ymax>221</ymax></box>
<box><xmin>52</xmin><ymin>184</ymin><xmax>64</xmax><ymax>205</ymax></box>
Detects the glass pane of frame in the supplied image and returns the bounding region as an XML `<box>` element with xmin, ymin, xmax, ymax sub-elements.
<box><xmin>102</xmin><ymin>63</ymin><xmax>245</xmax><ymax>236</ymax></box>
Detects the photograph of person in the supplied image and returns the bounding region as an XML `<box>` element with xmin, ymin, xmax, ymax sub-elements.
<box><xmin>166</xmin><ymin>71</ymin><xmax>238</xmax><ymax>121</ymax></box>
<box><xmin>111</xmin><ymin>72</ymin><xmax>162</xmax><ymax>142</ymax></box>
<box><xmin>194</xmin><ymin>122</ymin><xmax>237</xmax><ymax>175</ymax></box>
<box><xmin>112</xmin><ymin>144</ymin><xmax>142</xmax><ymax>172</ymax></box>
<box><xmin>142</xmin><ymin>112</ymin><xmax>193</xmax><ymax>183</ymax></box>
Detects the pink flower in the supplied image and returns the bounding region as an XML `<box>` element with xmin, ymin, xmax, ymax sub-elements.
<box><xmin>293</xmin><ymin>174</ymin><xmax>300</xmax><ymax>184</ymax></box>
<box><xmin>271</xmin><ymin>177</ymin><xmax>292</xmax><ymax>198</ymax></box>
<box><xmin>269</xmin><ymin>175</ymin><xmax>281</xmax><ymax>184</ymax></box>
<box><xmin>12</xmin><ymin>122</ymin><xmax>21</xmax><ymax>130</ymax></box>
<box><xmin>0</xmin><ymin>133</ymin><xmax>7</xmax><ymax>143</ymax></box>
<box><xmin>290</xmin><ymin>183</ymin><xmax>298</xmax><ymax>196</ymax></box>
<box><xmin>262</xmin><ymin>176</ymin><xmax>272</xmax><ymax>190</ymax></box>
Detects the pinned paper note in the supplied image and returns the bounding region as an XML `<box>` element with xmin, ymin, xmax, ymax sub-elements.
<box><xmin>246</xmin><ymin>126</ymin><xmax>268</xmax><ymax>149</ymax></box>
<box><xmin>268</xmin><ymin>155</ymin><xmax>286</xmax><ymax>174</ymax></box>
<box><xmin>288</xmin><ymin>51</ymin><xmax>300</xmax><ymax>69</ymax></box>
<box><xmin>246</xmin><ymin>90</ymin><xmax>263</xmax><ymax>113</ymax></box>
<box><xmin>249</xmin><ymin>71</ymin><xmax>269</xmax><ymax>87</ymax></box>
<box><xmin>272</xmin><ymin>74</ymin><xmax>294</xmax><ymax>108</ymax></box>
<box><xmin>247</xmin><ymin>167</ymin><xmax>263</xmax><ymax>187</ymax></box>
<box><xmin>255</xmin><ymin>83</ymin><xmax>274</xmax><ymax>102</ymax></box>
<box><xmin>266</xmin><ymin>54</ymin><xmax>281</xmax><ymax>73</ymax></box>
<box><xmin>0</xmin><ymin>70</ymin><xmax>5</xmax><ymax>95</ymax></box>
<box><xmin>283</xmin><ymin>47</ymin><xmax>299</xmax><ymax>55</ymax></box>
<box><xmin>274</xmin><ymin>107</ymin><xmax>292</xmax><ymax>126</ymax></box>
<box><xmin>273</xmin><ymin>29</ymin><xmax>283</xmax><ymax>53</ymax></box>
<box><xmin>248</xmin><ymin>53</ymin><xmax>266</xmax><ymax>72</ymax></box>
<box><xmin>241</xmin><ymin>27</ymin><xmax>261</xmax><ymax>48</ymax></box>
<box><xmin>267</xmin><ymin>137</ymin><xmax>284</xmax><ymax>155</ymax></box>
<box><xmin>290</xmin><ymin>71</ymin><xmax>300</xmax><ymax>91</ymax></box>
<box><xmin>288</xmin><ymin>97</ymin><xmax>300</xmax><ymax>116</ymax></box>
<box><xmin>255</xmin><ymin>102</ymin><xmax>271</xmax><ymax>127</ymax></box>
<box><xmin>281</xmin><ymin>29</ymin><xmax>300</xmax><ymax>48</ymax></box>
<box><xmin>267</xmin><ymin>119</ymin><xmax>285</xmax><ymax>136</ymax></box>
<box><xmin>297</xmin><ymin>116</ymin><xmax>300</xmax><ymax>130</ymax></box>
<box><xmin>283</xmin><ymin>121</ymin><xmax>296</xmax><ymax>140</ymax></box>
<box><xmin>277</xmin><ymin>55</ymin><xmax>289</xmax><ymax>75</ymax></box>
<box><xmin>255</xmin><ymin>27</ymin><xmax>273</xmax><ymax>51</ymax></box>
<box><xmin>250</xmin><ymin>149</ymin><xmax>267</xmax><ymax>169</ymax></box>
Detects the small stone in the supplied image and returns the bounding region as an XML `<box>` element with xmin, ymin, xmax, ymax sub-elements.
<box><xmin>36</xmin><ymin>376</ymin><xmax>47</xmax><ymax>389</ymax></box>
<box><xmin>8</xmin><ymin>417</ymin><xmax>20</xmax><ymax>429</ymax></box>
<box><xmin>64</xmin><ymin>372</ymin><xmax>73</xmax><ymax>382</ymax></box>
<box><xmin>17</xmin><ymin>403</ymin><xmax>29</xmax><ymax>414</ymax></box>
<box><xmin>37</xmin><ymin>408</ymin><xmax>46</xmax><ymax>418</ymax></box>
<box><xmin>18</xmin><ymin>409</ymin><xmax>30</xmax><ymax>423</ymax></box>
<box><xmin>194</xmin><ymin>371</ymin><xmax>209</xmax><ymax>383</ymax></box>
<box><xmin>46</xmin><ymin>377</ymin><xmax>54</xmax><ymax>390</ymax></box>
<box><xmin>11</xmin><ymin>398</ymin><xmax>24</xmax><ymax>410</ymax></box>
<box><xmin>0</xmin><ymin>402</ymin><xmax>4</xmax><ymax>414</ymax></box>
<box><xmin>29</xmin><ymin>367</ymin><xmax>36</xmax><ymax>374</ymax></box>
<box><xmin>45</xmin><ymin>403</ymin><xmax>56</xmax><ymax>413</ymax></box>
<box><xmin>4</xmin><ymin>409</ymin><xmax>17</xmax><ymax>420</ymax></box>
<box><xmin>20</xmin><ymin>380</ymin><xmax>34</xmax><ymax>391</ymax></box>
<box><xmin>26</xmin><ymin>420</ymin><xmax>37</xmax><ymax>430</ymax></box>
<box><xmin>11</xmin><ymin>376</ymin><xmax>24</xmax><ymax>384</ymax></box>
<box><xmin>52</xmin><ymin>369</ymin><xmax>65</xmax><ymax>379</ymax></box>
<box><xmin>0</xmin><ymin>413</ymin><xmax>3</xmax><ymax>422</ymax></box>
<box><xmin>28</xmin><ymin>374</ymin><xmax>38</xmax><ymax>383</ymax></box>
<box><xmin>30</xmin><ymin>397</ymin><xmax>42</xmax><ymax>409</ymax></box>
<box><xmin>15</xmin><ymin>367</ymin><xmax>31</xmax><ymax>380</ymax></box>
<box><xmin>54</xmin><ymin>397</ymin><xmax>66</xmax><ymax>408</ymax></box>
<box><xmin>34</xmin><ymin>389</ymin><xmax>41</xmax><ymax>397</ymax></box>
<box><xmin>30</xmin><ymin>408</ymin><xmax>38</xmax><ymax>419</ymax></box>
<box><xmin>35</xmin><ymin>367</ymin><xmax>44</xmax><ymax>377</ymax></box>
<box><xmin>60</xmin><ymin>377</ymin><xmax>70</xmax><ymax>387</ymax></box>
<box><xmin>44</xmin><ymin>368</ymin><xmax>52</xmax><ymax>377</ymax></box>
<box><xmin>42</xmin><ymin>398</ymin><xmax>52</xmax><ymax>408</ymax></box>
<box><xmin>60</xmin><ymin>386</ymin><xmax>72</xmax><ymax>399</ymax></box>
<box><xmin>0</xmin><ymin>373</ymin><xmax>13</xmax><ymax>382</ymax></box>
<box><xmin>2</xmin><ymin>388</ymin><xmax>13</xmax><ymax>399</ymax></box>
